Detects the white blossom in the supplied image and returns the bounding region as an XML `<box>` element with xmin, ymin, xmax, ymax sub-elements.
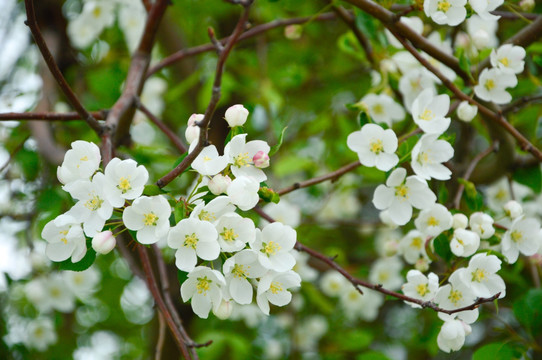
<box><xmin>91</xmin><ymin>230</ymin><xmax>116</xmax><ymax>255</ymax></box>
<box><xmin>63</xmin><ymin>267</ymin><xmax>101</xmax><ymax>299</ymax></box>
<box><xmin>320</xmin><ymin>270</ymin><xmax>349</xmax><ymax>297</ymax></box>
<box><xmin>190</xmin><ymin>196</ymin><xmax>235</xmax><ymax>223</ymax></box>
<box><xmin>346</xmin><ymin>123</ymin><xmax>399</xmax><ymax>172</ymax></box>
<box><xmin>450</xmin><ymin>228</ymin><xmax>480</xmax><ymax>257</ymax></box>
<box><xmin>373</xmin><ymin>168</ymin><xmax>436</xmax><ymax>226</ymax></box>
<box><xmin>466</xmin><ymin>15</ymin><xmax>498</xmax><ymax>50</ymax></box>
<box><xmin>223</xmin><ymin>250</ymin><xmax>267</xmax><ymax>305</ymax></box>
<box><xmin>262</xmin><ymin>200</ymin><xmax>301</xmax><ymax>228</ymax></box>
<box><xmin>215</xmin><ymin>213</ymin><xmax>256</xmax><ymax>252</ymax></box>
<box><xmin>415</xmin><ymin>203</ymin><xmax>453</xmax><ymax>237</ymax></box>
<box><xmin>227</xmin><ymin>176</ymin><xmax>260</xmax><ymax>211</ymax></box>
<box><xmin>474</xmin><ymin>68</ymin><xmax>517</xmax><ymax>104</ymax></box>
<box><xmin>411</xmin><ymin>134</ymin><xmax>454</xmax><ymax>180</ymax></box>
<box><xmin>360</xmin><ymin>94</ymin><xmax>405</xmax><ymax>126</ymax></box>
<box><xmin>256</xmin><ymin>270</ymin><xmax>301</xmax><ymax>315</ymax></box>
<box><xmin>501</xmin><ymin>216</ymin><xmax>542</xmax><ymax>263</ymax></box>
<box><xmin>437</xmin><ymin>319</ymin><xmax>471</xmax><ymax>353</ymax></box>
<box><xmin>452</xmin><ymin>213</ymin><xmax>469</xmax><ymax>230</ymax></box>
<box><xmin>435</xmin><ymin>270</ymin><xmax>479</xmax><ymax>324</ymax></box>
<box><xmin>123</xmin><ymin>195</ymin><xmax>171</xmax><ymax>245</ymax></box>
<box><xmin>369</xmin><ymin>256</ymin><xmax>403</xmax><ymax>290</ymax></box>
<box><xmin>24</xmin><ymin>317</ymin><xmax>57</xmax><ymax>351</ymax></box>
<box><xmin>42</xmin><ymin>215</ymin><xmax>86</xmax><ymax>262</ymax></box>
<box><xmin>490</xmin><ymin>44</ymin><xmax>526</xmax><ymax>74</ymax></box>
<box><xmin>104</xmin><ymin>157</ymin><xmax>148</xmax><ymax>207</ymax></box>
<box><xmin>224</xmin><ymin>134</ymin><xmax>270</xmax><ymax>182</ymax></box>
<box><xmin>225</xmin><ymin>104</ymin><xmax>249</xmax><ymax>127</ymax></box>
<box><xmin>455</xmin><ymin>253</ymin><xmax>506</xmax><ymax>298</ymax></box>
<box><xmin>469</xmin><ymin>212</ymin><xmax>495</xmax><ymax>239</ymax></box>
<box><xmin>191</xmin><ymin>145</ymin><xmax>228</xmax><ymax>176</ymax></box>
<box><xmin>181</xmin><ymin>266</ymin><xmax>226</xmax><ymax>318</ymax></box>
<box><xmin>118</xmin><ymin>1</ymin><xmax>147</xmax><ymax>52</ymax></box>
<box><xmin>167</xmin><ymin>218</ymin><xmax>220</xmax><ymax>272</ymax></box>
<box><xmin>399</xmin><ymin>230</ymin><xmax>429</xmax><ymax>264</ymax></box>
<box><xmin>411</xmin><ymin>89</ymin><xmax>451</xmax><ymax>135</ymax></box>
<box><xmin>424</xmin><ymin>0</ymin><xmax>467</xmax><ymax>26</ymax></box>
<box><xmin>469</xmin><ymin>0</ymin><xmax>504</xmax><ymax>21</ymax></box>
<box><xmin>399</xmin><ymin>68</ymin><xmax>437</xmax><ymax>112</ymax></box>
<box><xmin>251</xmin><ymin>222</ymin><xmax>297</xmax><ymax>272</ymax></box>
<box><xmin>385</xmin><ymin>17</ymin><xmax>423</xmax><ymax>48</ymax></box>
<box><xmin>457</xmin><ymin>101</ymin><xmax>478</xmax><ymax>122</ymax></box>
<box><xmin>402</xmin><ymin>270</ymin><xmax>439</xmax><ymax>308</ymax></box>
<box><xmin>57</xmin><ymin>140</ymin><xmax>101</xmax><ymax>185</ymax></box>
<box><xmin>503</xmin><ymin>200</ymin><xmax>523</xmax><ymax>219</ymax></box>
<box><xmin>208</xmin><ymin>174</ymin><xmax>232</xmax><ymax>195</ymax></box>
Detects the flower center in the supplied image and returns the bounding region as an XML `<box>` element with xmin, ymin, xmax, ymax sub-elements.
<box><xmin>196</xmin><ymin>276</ymin><xmax>211</xmax><ymax>295</ymax></box>
<box><xmin>203</xmin><ymin>156</ymin><xmax>212</xmax><ymax>162</ymax></box>
<box><xmin>511</xmin><ymin>230</ymin><xmax>523</xmax><ymax>243</ymax></box>
<box><xmin>416</xmin><ymin>283</ymin><xmax>429</xmax><ymax>296</ymax></box>
<box><xmin>370</xmin><ymin>139</ymin><xmax>384</xmax><ymax>155</ymax></box>
<box><xmin>448</xmin><ymin>289</ymin><xmax>463</xmax><ymax>305</ymax></box>
<box><xmin>395</xmin><ymin>185</ymin><xmax>409</xmax><ymax>200</ymax></box>
<box><xmin>198</xmin><ymin>210</ymin><xmax>215</xmax><ymax>222</ymax></box>
<box><xmin>220</xmin><ymin>227</ymin><xmax>238</xmax><ymax>242</ymax></box>
<box><xmin>411</xmin><ymin>237</ymin><xmax>423</xmax><ymax>249</ymax></box>
<box><xmin>84</xmin><ymin>195</ymin><xmax>103</xmax><ymax>211</ymax></box>
<box><xmin>372</xmin><ymin>104</ymin><xmax>384</xmax><ymax>115</ymax></box>
<box><xmin>418</xmin><ymin>151</ymin><xmax>430</xmax><ymax>165</ymax></box>
<box><xmin>378</xmin><ymin>271</ymin><xmax>390</xmax><ymax>283</ymax></box>
<box><xmin>471</xmin><ymin>269</ymin><xmax>486</xmax><ymax>282</ymax></box>
<box><xmin>143</xmin><ymin>212</ymin><xmax>158</xmax><ymax>226</ymax></box>
<box><xmin>232</xmin><ymin>264</ymin><xmax>248</xmax><ymax>279</ymax></box>
<box><xmin>92</xmin><ymin>6</ymin><xmax>102</xmax><ymax>18</ymax></box>
<box><xmin>420</xmin><ymin>109</ymin><xmax>434</xmax><ymax>121</ymax></box>
<box><xmin>261</xmin><ymin>241</ymin><xmax>281</xmax><ymax>256</ymax></box>
<box><xmin>233</xmin><ymin>152</ymin><xmax>251</xmax><ymax>167</ymax></box>
<box><xmin>437</xmin><ymin>0</ymin><xmax>451</xmax><ymax>12</ymax></box>
<box><xmin>184</xmin><ymin>233</ymin><xmax>199</xmax><ymax>249</ymax></box>
<box><xmin>117</xmin><ymin>177</ymin><xmax>132</xmax><ymax>193</ymax></box>
<box><xmin>499</xmin><ymin>57</ymin><xmax>509</xmax><ymax>67</ymax></box>
<box><xmin>270</xmin><ymin>281</ymin><xmax>283</xmax><ymax>294</ymax></box>
<box><xmin>484</xmin><ymin>79</ymin><xmax>496</xmax><ymax>91</ymax></box>
<box><xmin>427</xmin><ymin>216</ymin><xmax>439</xmax><ymax>227</ymax></box>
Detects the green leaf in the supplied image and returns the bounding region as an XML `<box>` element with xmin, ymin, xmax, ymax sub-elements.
<box><xmin>174</xmin><ymin>201</ymin><xmax>188</xmax><ymax>223</ymax></box>
<box><xmin>355</xmin><ymin>10</ymin><xmax>377</xmax><ymax>41</ymax></box>
<box><xmin>143</xmin><ymin>184</ymin><xmax>166</xmax><ymax>196</ymax></box>
<box><xmin>473</xmin><ymin>343</ymin><xmax>521</xmax><ymax>360</ymax></box>
<box><xmin>258</xmin><ymin>186</ymin><xmax>280</xmax><ymax>204</ymax></box>
<box><xmin>458</xmin><ymin>178</ymin><xmax>483</xmax><ymax>211</ymax></box>
<box><xmin>333</xmin><ymin>329</ymin><xmax>373</xmax><ymax>351</ymax></box>
<box><xmin>456</xmin><ymin>47</ymin><xmax>474</xmax><ymax>82</ymax></box>
<box><xmin>56</xmin><ymin>242</ymin><xmax>96</xmax><ymax>272</ymax></box>
<box><xmin>512</xmin><ymin>166</ymin><xmax>542</xmax><ymax>193</ymax></box>
<box><xmin>269</xmin><ymin>126</ymin><xmax>287</xmax><ymax>156</ymax></box>
<box><xmin>224</xmin><ymin>126</ymin><xmax>245</xmax><ymax>146</ymax></box>
<box><xmin>513</xmin><ymin>289</ymin><xmax>542</xmax><ymax>336</ymax></box>
<box><xmin>356</xmin><ymin>351</ymin><xmax>391</xmax><ymax>360</ymax></box>
<box><xmin>14</xmin><ymin>148</ymin><xmax>40</xmax><ymax>181</ymax></box>
<box><xmin>358</xmin><ymin>110</ymin><xmax>370</xmax><ymax>128</ymax></box>
<box><xmin>433</xmin><ymin>233</ymin><xmax>452</xmax><ymax>262</ymax></box>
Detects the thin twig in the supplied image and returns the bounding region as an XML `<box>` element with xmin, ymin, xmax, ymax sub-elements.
<box><xmin>147</xmin><ymin>12</ymin><xmax>338</xmax><ymax>77</ymax></box>
<box><xmin>155</xmin><ymin>313</ymin><xmax>166</xmax><ymax>360</ymax></box>
<box><xmin>156</xmin><ymin>2</ymin><xmax>253</xmax><ymax>188</ymax></box>
<box><xmin>0</xmin><ymin>135</ymin><xmax>30</xmax><ymax>174</ymax></box>
<box><xmin>134</xmin><ymin>97</ymin><xmax>187</xmax><ymax>153</ymax></box>
<box><xmin>23</xmin><ymin>0</ymin><xmax>102</xmax><ymax>134</ymax></box>
<box><xmin>0</xmin><ymin>111</ymin><xmax>107</xmax><ymax>121</ymax></box>
<box><xmin>332</xmin><ymin>4</ymin><xmax>375</xmax><ymax>66</ymax></box>
<box><xmin>137</xmin><ymin>244</ymin><xmax>192</xmax><ymax>359</ymax></box>
<box><xmin>502</xmin><ymin>94</ymin><xmax>542</xmax><ymax>114</ymax></box>
<box><xmin>453</xmin><ymin>142</ymin><xmax>499</xmax><ymax>209</ymax></box>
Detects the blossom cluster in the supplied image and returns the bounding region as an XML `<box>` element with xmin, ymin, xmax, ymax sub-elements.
<box><xmin>41</xmin><ymin>105</ymin><xmax>301</xmax><ymax>320</ymax></box>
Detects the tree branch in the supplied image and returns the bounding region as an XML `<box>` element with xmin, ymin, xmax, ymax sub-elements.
<box><xmin>23</xmin><ymin>0</ymin><xmax>102</xmax><ymax>134</ymax></box>
<box><xmin>0</xmin><ymin>111</ymin><xmax>107</xmax><ymax>121</ymax></box>
<box><xmin>156</xmin><ymin>2</ymin><xmax>253</xmax><ymax>188</ymax></box>
<box><xmin>134</xmin><ymin>97</ymin><xmax>187</xmax><ymax>153</ymax></box>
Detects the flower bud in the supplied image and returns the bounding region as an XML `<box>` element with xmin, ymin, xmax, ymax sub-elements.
<box><xmin>519</xmin><ymin>0</ymin><xmax>535</xmax><ymax>12</ymax></box>
<box><xmin>212</xmin><ymin>299</ymin><xmax>233</xmax><ymax>320</ymax></box>
<box><xmin>472</xmin><ymin>30</ymin><xmax>489</xmax><ymax>50</ymax></box>
<box><xmin>188</xmin><ymin>113</ymin><xmax>204</xmax><ymax>127</ymax></box>
<box><xmin>185</xmin><ymin>125</ymin><xmax>200</xmax><ymax>145</ymax></box>
<box><xmin>252</xmin><ymin>151</ymin><xmax>270</xmax><ymax>168</ymax></box>
<box><xmin>452</xmin><ymin>213</ymin><xmax>468</xmax><ymax>230</ymax></box>
<box><xmin>455</xmin><ymin>33</ymin><xmax>470</xmax><ymax>49</ymax></box>
<box><xmin>284</xmin><ymin>24</ymin><xmax>302</xmax><ymax>40</ymax></box>
<box><xmin>224</xmin><ymin>104</ymin><xmax>249</xmax><ymax>127</ymax></box>
<box><xmin>208</xmin><ymin>174</ymin><xmax>232</xmax><ymax>195</ymax></box>
<box><xmin>457</xmin><ymin>101</ymin><xmax>478</xmax><ymax>122</ymax></box>
<box><xmin>504</xmin><ymin>200</ymin><xmax>523</xmax><ymax>219</ymax></box>
<box><xmin>92</xmin><ymin>231</ymin><xmax>116</xmax><ymax>254</ymax></box>
<box><xmin>380</xmin><ymin>59</ymin><xmax>397</xmax><ymax>73</ymax></box>
<box><xmin>415</xmin><ymin>258</ymin><xmax>430</xmax><ymax>272</ymax></box>
<box><xmin>383</xmin><ymin>240</ymin><xmax>399</xmax><ymax>257</ymax></box>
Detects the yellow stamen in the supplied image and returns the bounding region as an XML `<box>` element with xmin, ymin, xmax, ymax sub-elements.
<box><xmin>196</xmin><ymin>276</ymin><xmax>211</xmax><ymax>294</ymax></box>
<box><xmin>370</xmin><ymin>139</ymin><xmax>384</xmax><ymax>155</ymax></box>
<box><xmin>84</xmin><ymin>195</ymin><xmax>103</xmax><ymax>211</ymax></box>
<box><xmin>220</xmin><ymin>228</ymin><xmax>238</xmax><ymax>242</ymax></box>
<box><xmin>411</xmin><ymin>237</ymin><xmax>423</xmax><ymax>249</ymax></box>
<box><xmin>416</xmin><ymin>283</ymin><xmax>429</xmax><ymax>296</ymax></box>
<box><xmin>427</xmin><ymin>216</ymin><xmax>439</xmax><ymax>227</ymax></box>
<box><xmin>233</xmin><ymin>153</ymin><xmax>251</xmax><ymax>167</ymax></box>
<box><xmin>117</xmin><ymin>177</ymin><xmax>131</xmax><ymax>193</ymax></box>
<box><xmin>395</xmin><ymin>185</ymin><xmax>409</xmax><ymax>200</ymax></box>
<box><xmin>437</xmin><ymin>0</ymin><xmax>451</xmax><ymax>12</ymax></box>
<box><xmin>143</xmin><ymin>212</ymin><xmax>158</xmax><ymax>226</ymax></box>
<box><xmin>499</xmin><ymin>57</ymin><xmax>509</xmax><ymax>67</ymax></box>
<box><xmin>232</xmin><ymin>264</ymin><xmax>249</xmax><ymax>279</ymax></box>
<box><xmin>420</xmin><ymin>109</ymin><xmax>434</xmax><ymax>121</ymax></box>
<box><xmin>198</xmin><ymin>210</ymin><xmax>215</xmax><ymax>222</ymax></box>
<box><xmin>261</xmin><ymin>241</ymin><xmax>281</xmax><ymax>256</ymax></box>
<box><xmin>270</xmin><ymin>281</ymin><xmax>283</xmax><ymax>294</ymax></box>
<box><xmin>511</xmin><ymin>230</ymin><xmax>523</xmax><ymax>243</ymax></box>
<box><xmin>448</xmin><ymin>289</ymin><xmax>462</xmax><ymax>305</ymax></box>
<box><xmin>372</xmin><ymin>104</ymin><xmax>384</xmax><ymax>115</ymax></box>
<box><xmin>184</xmin><ymin>233</ymin><xmax>198</xmax><ymax>249</ymax></box>
<box><xmin>471</xmin><ymin>269</ymin><xmax>486</xmax><ymax>282</ymax></box>
<box><xmin>485</xmin><ymin>79</ymin><xmax>495</xmax><ymax>91</ymax></box>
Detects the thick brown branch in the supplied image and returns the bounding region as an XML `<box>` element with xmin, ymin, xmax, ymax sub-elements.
<box><xmin>156</xmin><ymin>2</ymin><xmax>253</xmax><ymax>188</ymax></box>
<box><xmin>0</xmin><ymin>111</ymin><xmax>107</xmax><ymax>121</ymax></box>
<box><xmin>23</xmin><ymin>0</ymin><xmax>102</xmax><ymax>134</ymax></box>
<box><xmin>134</xmin><ymin>98</ymin><xmax>187</xmax><ymax>153</ymax></box>
<box><xmin>147</xmin><ymin>12</ymin><xmax>337</xmax><ymax>77</ymax></box>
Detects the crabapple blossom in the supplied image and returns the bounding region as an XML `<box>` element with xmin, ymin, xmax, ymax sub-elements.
<box><xmin>262</xmin><ymin>200</ymin><xmax>301</xmax><ymax>228</ymax></box>
<box><xmin>24</xmin><ymin>318</ymin><xmax>57</xmax><ymax>351</ymax></box>
<box><xmin>118</xmin><ymin>1</ymin><xmax>147</xmax><ymax>52</ymax></box>
<box><xmin>208</xmin><ymin>174</ymin><xmax>232</xmax><ymax>195</ymax></box>
<box><xmin>503</xmin><ymin>200</ymin><xmax>523</xmax><ymax>219</ymax></box>
<box><xmin>450</xmin><ymin>228</ymin><xmax>480</xmax><ymax>257</ymax></box>
<box><xmin>399</xmin><ymin>230</ymin><xmax>429</xmax><ymax>264</ymax></box>
<box><xmin>224</xmin><ymin>104</ymin><xmax>249</xmax><ymax>127</ymax></box>
<box><xmin>123</xmin><ymin>195</ymin><xmax>171</xmax><ymax>245</ymax></box>
<box><xmin>181</xmin><ymin>266</ymin><xmax>226</xmax><ymax>318</ymax></box>
<box><xmin>474</xmin><ymin>68</ymin><xmax>517</xmax><ymax>104</ymax></box>
<box><xmin>466</xmin><ymin>15</ymin><xmax>498</xmax><ymax>50</ymax></box>
<box><xmin>213</xmin><ymin>299</ymin><xmax>234</xmax><ymax>320</ymax></box>
<box><xmin>251</xmin><ymin>222</ymin><xmax>297</xmax><ymax>272</ymax></box>
<box><xmin>63</xmin><ymin>267</ymin><xmax>100</xmax><ymax>299</ymax></box>
<box><xmin>57</xmin><ymin>140</ymin><xmax>101</xmax><ymax>185</ymax></box>
<box><xmin>469</xmin><ymin>0</ymin><xmax>504</xmax><ymax>21</ymax></box>
<box><xmin>346</xmin><ymin>123</ymin><xmax>399</xmax><ymax>172</ymax></box>
<box><xmin>411</xmin><ymin>134</ymin><xmax>454</xmax><ymax>180</ymax></box>
<box><xmin>469</xmin><ymin>212</ymin><xmax>495</xmax><ymax>239</ymax></box>
<box><xmin>490</xmin><ymin>44</ymin><xmax>526</xmax><ymax>74</ymax></box>
<box><xmin>402</xmin><ymin>270</ymin><xmax>439</xmax><ymax>308</ymax></box>
<box><xmin>520</xmin><ymin>0</ymin><xmax>535</xmax><ymax>11</ymax></box>
<box><xmin>369</xmin><ymin>256</ymin><xmax>403</xmax><ymax>290</ymax></box>
<box><xmin>223</xmin><ymin>250</ymin><xmax>267</xmax><ymax>304</ymax></box>
<box><xmin>224</xmin><ymin>134</ymin><xmax>270</xmax><ymax>182</ymax></box>
<box><xmin>452</xmin><ymin>213</ymin><xmax>469</xmax><ymax>229</ymax></box>
<box><xmin>340</xmin><ymin>287</ymin><xmax>384</xmax><ymax>321</ymax></box>
<box><xmin>256</xmin><ymin>270</ymin><xmax>301</xmax><ymax>315</ymax></box>
<box><xmin>455</xmin><ymin>253</ymin><xmax>506</xmax><ymax>298</ymax></box>
<box><xmin>103</xmin><ymin>158</ymin><xmax>149</xmax><ymax>207</ymax></box>
<box><xmin>457</xmin><ymin>101</ymin><xmax>478</xmax><ymax>122</ymax></box>
<box><xmin>423</xmin><ymin>0</ymin><xmax>467</xmax><ymax>26</ymax></box>
<box><xmin>501</xmin><ymin>216</ymin><xmax>542</xmax><ymax>263</ymax></box>
<box><xmin>398</xmin><ymin>68</ymin><xmax>437</xmax><ymax>112</ymax></box>
<box><xmin>41</xmin><ymin>216</ymin><xmax>86</xmax><ymax>262</ymax></box>
<box><xmin>360</xmin><ymin>94</ymin><xmax>405</xmax><ymax>126</ymax></box>
<box><xmin>385</xmin><ymin>16</ymin><xmax>423</xmax><ymax>48</ymax></box>
<box><xmin>415</xmin><ymin>203</ymin><xmax>453</xmax><ymax>237</ymax></box>
<box><xmin>435</xmin><ymin>270</ymin><xmax>479</xmax><ymax>324</ymax></box>
<box><xmin>372</xmin><ymin>168</ymin><xmax>436</xmax><ymax>226</ymax></box>
<box><xmin>411</xmin><ymin>89</ymin><xmax>451</xmax><ymax>135</ymax></box>
<box><xmin>185</xmin><ymin>114</ymin><xmax>203</xmax><ymax>144</ymax></box>
<box><xmin>191</xmin><ymin>196</ymin><xmax>235</xmax><ymax>223</ymax></box>
<box><xmin>215</xmin><ymin>213</ymin><xmax>256</xmax><ymax>252</ymax></box>
<box><xmin>227</xmin><ymin>176</ymin><xmax>260</xmax><ymax>211</ymax></box>
<box><xmin>437</xmin><ymin>319</ymin><xmax>472</xmax><ymax>353</ymax></box>
<box><xmin>67</xmin><ymin>1</ymin><xmax>116</xmax><ymax>49</ymax></box>
<box><xmin>320</xmin><ymin>271</ymin><xmax>349</xmax><ymax>297</ymax></box>
<box><xmin>91</xmin><ymin>230</ymin><xmax>116</xmax><ymax>255</ymax></box>
<box><xmin>62</xmin><ymin>173</ymin><xmax>113</xmax><ymax>237</ymax></box>
<box><xmin>167</xmin><ymin>218</ymin><xmax>220</xmax><ymax>272</ymax></box>
<box><xmin>191</xmin><ymin>145</ymin><xmax>228</xmax><ymax>176</ymax></box>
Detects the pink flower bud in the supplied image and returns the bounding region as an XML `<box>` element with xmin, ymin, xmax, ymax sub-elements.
<box><xmin>185</xmin><ymin>125</ymin><xmax>200</xmax><ymax>145</ymax></box>
<box><xmin>208</xmin><ymin>174</ymin><xmax>232</xmax><ymax>195</ymax></box>
<box><xmin>92</xmin><ymin>231</ymin><xmax>116</xmax><ymax>254</ymax></box>
<box><xmin>188</xmin><ymin>113</ymin><xmax>204</xmax><ymax>127</ymax></box>
<box><xmin>252</xmin><ymin>151</ymin><xmax>270</xmax><ymax>169</ymax></box>
<box><xmin>224</xmin><ymin>104</ymin><xmax>249</xmax><ymax>127</ymax></box>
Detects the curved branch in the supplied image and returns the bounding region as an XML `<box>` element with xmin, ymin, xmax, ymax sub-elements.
<box><xmin>0</xmin><ymin>111</ymin><xmax>107</xmax><ymax>121</ymax></box>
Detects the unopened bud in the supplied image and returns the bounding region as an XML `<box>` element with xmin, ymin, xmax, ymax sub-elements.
<box><xmin>185</xmin><ymin>125</ymin><xmax>200</xmax><ymax>145</ymax></box>
<box><xmin>452</xmin><ymin>213</ymin><xmax>468</xmax><ymax>230</ymax></box>
<box><xmin>504</xmin><ymin>200</ymin><xmax>523</xmax><ymax>219</ymax></box>
<box><xmin>472</xmin><ymin>30</ymin><xmax>490</xmax><ymax>50</ymax></box>
<box><xmin>213</xmin><ymin>299</ymin><xmax>233</xmax><ymax>320</ymax></box>
<box><xmin>253</xmin><ymin>151</ymin><xmax>270</xmax><ymax>168</ymax></box>
<box><xmin>92</xmin><ymin>231</ymin><xmax>116</xmax><ymax>254</ymax></box>
<box><xmin>383</xmin><ymin>240</ymin><xmax>399</xmax><ymax>257</ymax></box>
<box><xmin>415</xmin><ymin>258</ymin><xmax>430</xmax><ymax>272</ymax></box>
<box><xmin>188</xmin><ymin>113</ymin><xmax>204</xmax><ymax>127</ymax></box>
<box><xmin>457</xmin><ymin>101</ymin><xmax>478</xmax><ymax>122</ymax></box>
<box><xmin>224</xmin><ymin>104</ymin><xmax>249</xmax><ymax>127</ymax></box>
<box><xmin>208</xmin><ymin>174</ymin><xmax>232</xmax><ymax>195</ymax></box>
<box><xmin>519</xmin><ymin>0</ymin><xmax>535</xmax><ymax>12</ymax></box>
<box><xmin>284</xmin><ymin>25</ymin><xmax>302</xmax><ymax>40</ymax></box>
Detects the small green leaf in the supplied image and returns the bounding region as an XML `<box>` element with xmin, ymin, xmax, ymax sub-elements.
<box><xmin>174</xmin><ymin>201</ymin><xmax>188</xmax><ymax>223</ymax></box>
<box><xmin>56</xmin><ymin>242</ymin><xmax>96</xmax><ymax>272</ymax></box>
<box><xmin>143</xmin><ymin>184</ymin><xmax>166</xmax><ymax>196</ymax></box>
<box><xmin>224</xmin><ymin>126</ymin><xmax>245</xmax><ymax>146</ymax></box>
<box><xmin>258</xmin><ymin>186</ymin><xmax>280</xmax><ymax>204</ymax></box>
<box><xmin>269</xmin><ymin>126</ymin><xmax>288</xmax><ymax>156</ymax></box>
<box><xmin>473</xmin><ymin>343</ymin><xmax>521</xmax><ymax>360</ymax></box>
<box><xmin>433</xmin><ymin>233</ymin><xmax>452</xmax><ymax>262</ymax></box>
<box><xmin>358</xmin><ymin>110</ymin><xmax>370</xmax><ymax>128</ymax></box>
<box><xmin>513</xmin><ymin>166</ymin><xmax>542</xmax><ymax>193</ymax></box>
<box><xmin>513</xmin><ymin>289</ymin><xmax>542</xmax><ymax>336</ymax></box>
<box><xmin>356</xmin><ymin>351</ymin><xmax>391</xmax><ymax>360</ymax></box>
<box><xmin>333</xmin><ymin>329</ymin><xmax>373</xmax><ymax>351</ymax></box>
